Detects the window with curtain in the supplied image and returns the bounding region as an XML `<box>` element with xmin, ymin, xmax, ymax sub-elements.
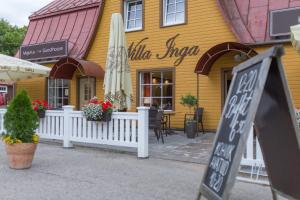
<box><xmin>139</xmin><ymin>70</ymin><xmax>174</xmax><ymax>110</ymax></box>
<box><xmin>48</xmin><ymin>78</ymin><xmax>69</xmax><ymax>109</ymax></box>
<box><xmin>162</xmin><ymin>0</ymin><xmax>186</xmax><ymax>26</ymax></box>
<box><xmin>124</xmin><ymin>0</ymin><xmax>143</xmax><ymax>31</ymax></box>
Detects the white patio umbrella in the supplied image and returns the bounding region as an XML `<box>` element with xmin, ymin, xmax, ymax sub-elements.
<box><xmin>0</xmin><ymin>53</ymin><xmax>50</xmax><ymax>81</ymax></box>
<box><xmin>104</xmin><ymin>13</ymin><xmax>132</xmax><ymax>110</ymax></box>
<box><xmin>291</xmin><ymin>24</ymin><xmax>300</xmax><ymax>53</ymax></box>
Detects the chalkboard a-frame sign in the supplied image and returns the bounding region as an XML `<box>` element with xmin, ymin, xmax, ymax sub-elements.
<box><xmin>198</xmin><ymin>46</ymin><xmax>300</xmax><ymax>200</ymax></box>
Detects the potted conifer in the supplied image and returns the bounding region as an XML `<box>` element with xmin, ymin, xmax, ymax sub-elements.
<box><xmin>1</xmin><ymin>90</ymin><xmax>39</xmax><ymax>169</ymax></box>
<box><xmin>180</xmin><ymin>94</ymin><xmax>198</xmax><ymax>138</ymax></box>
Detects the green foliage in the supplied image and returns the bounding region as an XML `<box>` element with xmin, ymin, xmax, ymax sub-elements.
<box><xmin>0</xmin><ymin>18</ymin><xmax>27</xmax><ymax>56</ymax></box>
<box><xmin>180</xmin><ymin>94</ymin><xmax>197</xmax><ymax>113</ymax></box>
<box><xmin>4</xmin><ymin>90</ymin><xmax>39</xmax><ymax>143</ymax></box>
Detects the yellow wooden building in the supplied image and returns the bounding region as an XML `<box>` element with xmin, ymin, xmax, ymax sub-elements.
<box><xmin>16</xmin><ymin>0</ymin><xmax>300</xmax><ymax>131</ymax></box>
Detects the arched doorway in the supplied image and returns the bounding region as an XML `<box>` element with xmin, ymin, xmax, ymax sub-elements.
<box><xmin>49</xmin><ymin>57</ymin><xmax>105</xmax><ymax>109</ymax></box>
<box><xmin>194</xmin><ymin>42</ymin><xmax>257</xmax><ymax>108</ymax></box>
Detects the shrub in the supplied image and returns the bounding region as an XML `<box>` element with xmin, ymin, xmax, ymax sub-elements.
<box><xmin>180</xmin><ymin>94</ymin><xmax>197</xmax><ymax>113</ymax></box>
<box><xmin>2</xmin><ymin>90</ymin><xmax>39</xmax><ymax>144</ymax></box>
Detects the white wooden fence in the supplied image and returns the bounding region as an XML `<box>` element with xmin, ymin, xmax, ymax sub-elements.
<box><xmin>239</xmin><ymin>126</ymin><xmax>268</xmax><ymax>184</ymax></box>
<box><xmin>0</xmin><ymin>106</ymin><xmax>149</xmax><ymax>158</ymax></box>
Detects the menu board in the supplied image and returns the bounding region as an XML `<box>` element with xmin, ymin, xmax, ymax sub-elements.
<box><xmin>202</xmin><ymin>62</ymin><xmax>261</xmax><ymax>198</ymax></box>
<box><xmin>198</xmin><ymin>46</ymin><xmax>300</xmax><ymax>200</ymax></box>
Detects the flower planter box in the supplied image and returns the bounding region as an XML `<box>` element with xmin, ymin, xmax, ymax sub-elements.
<box><xmin>38</xmin><ymin>110</ymin><xmax>46</xmax><ymax>118</ymax></box>
<box><xmin>102</xmin><ymin>112</ymin><xmax>112</xmax><ymax>122</ymax></box>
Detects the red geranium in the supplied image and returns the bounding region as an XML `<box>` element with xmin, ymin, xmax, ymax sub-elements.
<box><xmin>101</xmin><ymin>100</ymin><xmax>113</xmax><ymax>112</ymax></box>
<box><xmin>32</xmin><ymin>99</ymin><xmax>48</xmax><ymax>112</ymax></box>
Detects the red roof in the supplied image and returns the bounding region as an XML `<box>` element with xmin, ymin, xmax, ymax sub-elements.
<box><xmin>17</xmin><ymin>0</ymin><xmax>103</xmax><ymax>60</ymax></box>
<box><xmin>217</xmin><ymin>0</ymin><xmax>300</xmax><ymax>43</ymax></box>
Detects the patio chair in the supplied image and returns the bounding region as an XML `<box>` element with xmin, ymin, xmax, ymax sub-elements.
<box><xmin>149</xmin><ymin>108</ymin><xmax>165</xmax><ymax>143</ymax></box>
<box><xmin>184</xmin><ymin>107</ymin><xmax>205</xmax><ymax>136</ymax></box>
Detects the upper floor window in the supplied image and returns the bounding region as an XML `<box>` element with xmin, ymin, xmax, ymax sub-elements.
<box><xmin>162</xmin><ymin>0</ymin><xmax>186</xmax><ymax>27</ymax></box>
<box><xmin>124</xmin><ymin>0</ymin><xmax>143</xmax><ymax>32</ymax></box>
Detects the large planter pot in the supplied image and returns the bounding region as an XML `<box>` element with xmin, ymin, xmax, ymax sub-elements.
<box><xmin>37</xmin><ymin>110</ymin><xmax>46</xmax><ymax>118</ymax></box>
<box><xmin>102</xmin><ymin>112</ymin><xmax>112</xmax><ymax>122</ymax></box>
<box><xmin>185</xmin><ymin>121</ymin><xmax>197</xmax><ymax>139</ymax></box>
<box><xmin>5</xmin><ymin>143</ymin><xmax>37</xmax><ymax>169</ymax></box>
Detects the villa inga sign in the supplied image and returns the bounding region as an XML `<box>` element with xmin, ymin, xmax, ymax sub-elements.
<box><xmin>128</xmin><ymin>34</ymin><xmax>200</xmax><ymax>66</ymax></box>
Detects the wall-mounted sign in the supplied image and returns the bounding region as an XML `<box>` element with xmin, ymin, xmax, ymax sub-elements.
<box><xmin>20</xmin><ymin>40</ymin><xmax>68</xmax><ymax>61</ymax></box>
<box><xmin>198</xmin><ymin>46</ymin><xmax>300</xmax><ymax>200</ymax></box>
<box><xmin>128</xmin><ymin>34</ymin><xmax>200</xmax><ymax>66</ymax></box>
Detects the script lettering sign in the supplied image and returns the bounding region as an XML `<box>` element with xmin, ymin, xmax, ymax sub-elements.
<box><xmin>128</xmin><ymin>34</ymin><xmax>200</xmax><ymax>66</ymax></box>
<box><xmin>202</xmin><ymin>63</ymin><xmax>260</xmax><ymax>198</ymax></box>
<box><xmin>198</xmin><ymin>46</ymin><xmax>300</xmax><ymax>200</ymax></box>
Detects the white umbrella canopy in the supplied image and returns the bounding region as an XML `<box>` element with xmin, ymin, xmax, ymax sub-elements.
<box><xmin>104</xmin><ymin>13</ymin><xmax>132</xmax><ymax>110</ymax></box>
<box><xmin>0</xmin><ymin>53</ymin><xmax>50</xmax><ymax>82</ymax></box>
<box><xmin>291</xmin><ymin>24</ymin><xmax>300</xmax><ymax>53</ymax></box>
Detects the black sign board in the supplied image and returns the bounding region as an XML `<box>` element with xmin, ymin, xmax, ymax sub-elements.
<box><xmin>198</xmin><ymin>46</ymin><xmax>300</xmax><ymax>200</ymax></box>
<box><xmin>20</xmin><ymin>40</ymin><xmax>68</xmax><ymax>62</ymax></box>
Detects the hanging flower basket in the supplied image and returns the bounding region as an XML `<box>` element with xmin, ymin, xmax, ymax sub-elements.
<box><xmin>38</xmin><ymin>110</ymin><xmax>46</xmax><ymax>118</ymax></box>
<box><xmin>32</xmin><ymin>99</ymin><xmax>48</xmax><ymax>118</ymax></box>
<box><xmin>101</xmin><ymin>100</ymin><xmax>113</xmax><ymax>122</ymax></box>
<box><xmin>102</xmin><ymin>112</ymin><xmax>112</xmax><ymax>122</ymax></box>
<box><xmin>82</xmin><ymin>97</ymin><xmax>103</xmax><ymax>121</ymax></box>
<box><xmin>82</xmin><ymin>97</ymin><xmax>114</xmax><ymax>122</ymax></box>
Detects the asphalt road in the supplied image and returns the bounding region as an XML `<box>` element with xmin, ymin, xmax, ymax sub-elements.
<box><xmin>0</xmin><ymin>142</ymin><xmax>274</xmax><ymax>200</ymax></box>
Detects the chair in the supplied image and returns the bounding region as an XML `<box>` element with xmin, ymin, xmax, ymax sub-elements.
<box><xmin>149</xmin><ymin>108</ymin><xmax>165</xmax><ymax>143</ymax></box>
<box><xmin>184</xmin><ymin>107</ymin><xmax>205</xmax><ymax>136</ymax></box>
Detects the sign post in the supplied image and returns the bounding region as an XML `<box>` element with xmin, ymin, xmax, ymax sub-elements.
<box><xmin>198</xmin><ymin>46</ymin><xmax>300</xmax><ymax>200</ymax></box>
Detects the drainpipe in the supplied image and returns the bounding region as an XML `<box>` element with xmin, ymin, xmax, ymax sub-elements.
<box><xmin>197</xmin><ymin>74</ymin><xmax>199</xmax><ymax>108</ymax></box>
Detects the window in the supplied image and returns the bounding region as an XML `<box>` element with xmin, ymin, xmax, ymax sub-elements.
<box><xmin>139</xmin><ymin>70</ymin><xmax>174</xmax><ymax>111</ymax></box>
<box><xmin>0</xmin><ymin>86</ymin><xmax>8</xmax><ymax>93</ymax></box>
<box><xmin>124</xmin><ymin>0</ymin><xmax>143</xmax><ymax>31</ymax></box>
<box><xmin>162</xmin><ymin>0</ymin><xmax>186</xmax><ymax>26</ymax></box>
<box><xmin>48</xmin><ymin>78</ymin><xmax>69</xmax><ymax>109</ymax></box>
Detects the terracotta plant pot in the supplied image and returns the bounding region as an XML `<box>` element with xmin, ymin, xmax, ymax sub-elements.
<box><xmin>5</xmin><ymin>143</ymin><xmax>37</xmax><ymax>169</ymax></box>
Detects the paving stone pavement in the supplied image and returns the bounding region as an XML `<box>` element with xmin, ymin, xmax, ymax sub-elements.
<box><xmin>149</xmin><ymin>131</ymin><xmax>215</xmax><ymax>164</ymax></box>
<box><xmin>0</xmin><ymin>142</ymin><xmax>275</xmax><ymax>200</ymax></box>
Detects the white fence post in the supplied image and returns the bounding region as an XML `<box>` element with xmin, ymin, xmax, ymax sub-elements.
<box><xmin>137</xmin><ymin>107</ymin><xmax>149</xmax><ymax>158</ymax></box>
<box><xmin>63</xmin><ymin>105</ymin><xmax>74</xmax><ymax>148</ymax></box>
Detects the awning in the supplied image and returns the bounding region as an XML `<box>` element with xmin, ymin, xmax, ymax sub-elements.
<box><xmin>194</xmin><ymin>42</ymin><xmax>257</xmax><ymax>75</ymax></box>
<box><xmin>291</xmin><ymin>24</ymin><xmax>300</xmax><ymax>52</ymax></box>
<box><xmin>16</xmin><ymin>0</ymin><xmax>104</xmax><ymax>61</ymax></box>
<box><xmin>50</xmin><ymin>57</ymin><xmax>105</xmax><ymax>79</ymax></box>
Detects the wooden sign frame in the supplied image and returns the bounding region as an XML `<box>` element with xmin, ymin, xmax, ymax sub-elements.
<box><xmin>197</xmin><ymin>46</ymin><xmax>300</xmax><ymax>200</ymax></box>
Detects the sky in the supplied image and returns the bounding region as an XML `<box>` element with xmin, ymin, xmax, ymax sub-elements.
<box><xmin>0</xmin><ymin>0</ymin><xmax>53</xmax><ymax>27</ymax></box>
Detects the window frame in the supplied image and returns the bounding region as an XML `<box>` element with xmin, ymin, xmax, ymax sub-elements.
<box><xmin>0</xmin><ymin>86</ymin><xmax>8</xmax><ymax>93</ymax></box>
<box><xmin>47</xmin><ymin>78</ymin><xmax>70</xmax><ymax>110</ymax></box>
<box><xmin>160</xmin><ymin>0</ymin><xmax>187</xmax><ymax>28</ymax></box>
<box><xmin>136</xmin><ymin>68</ymin><xmax>175</xmax><ymax>111</ymax></box>
<box><xmin>123</xmin><ymin>0</ymin><xmax>144</xmax><ymax>32</ymax></box>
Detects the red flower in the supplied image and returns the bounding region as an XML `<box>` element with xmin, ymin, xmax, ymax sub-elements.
<box><xmin>33</xmin><ymin>106</ymin><xmax>38</xmax><ymax>111</ymax></box>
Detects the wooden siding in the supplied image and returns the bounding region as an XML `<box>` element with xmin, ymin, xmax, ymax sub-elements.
<box><xmin>17</xmin><ymin>0</ymin><xmax>300</xmax><ymax>130</ymax></box>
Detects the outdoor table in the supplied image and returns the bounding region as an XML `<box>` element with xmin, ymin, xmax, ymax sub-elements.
<box><xmin>163</xmin><ymin>111</ymin><xmax>175</xmax><ymax>135</ymax></box>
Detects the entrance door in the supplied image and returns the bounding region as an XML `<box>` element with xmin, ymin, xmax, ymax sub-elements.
<box><xmin>221</xmin><ymin>68</ymin><xmax>233</xmax><ymax>108</ymax></box>
<box><xmin>78</xmin><ymin>77</ymin><xmax>95</xmax><ymax>109</ymax></box>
